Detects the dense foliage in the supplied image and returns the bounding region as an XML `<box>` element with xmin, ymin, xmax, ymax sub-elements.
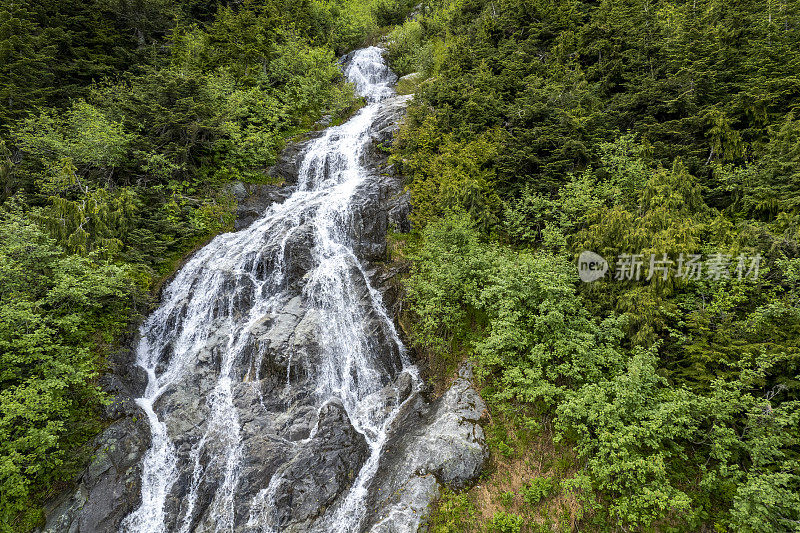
<box><xmin>0</xmin><ymin>0</ymin><xmax>412</xmax><ymax>528</ymax></box>
<box><xmin>0</xmin><ymin>211</ymin><xmax>140</xmax><ymax>528</ymax></box>
<box><xmin>392</xmin><ymin>0</ymin><xmax>800</xmax><ymax>530</ymax></box>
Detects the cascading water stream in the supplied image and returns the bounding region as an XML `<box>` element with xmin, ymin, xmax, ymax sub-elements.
<box><xmin>121</xmin><ymin>47</ymin><xmax>418</xmax><ymax>533</ymax></box>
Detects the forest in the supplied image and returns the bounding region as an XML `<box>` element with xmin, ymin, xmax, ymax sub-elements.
<box><xmin>0</xmin><ymin>0</ymin><xmax>798</xmax><ymax>531</ymax></box>
<box><xmin>388</xmin><ymin>0</ymin><xmax>800</xmax><ymax>530</ymax></box>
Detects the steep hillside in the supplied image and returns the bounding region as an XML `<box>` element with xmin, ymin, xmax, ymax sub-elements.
<box><xmin>386</xmin><ymin>0</ymin><xmax>800</xmax><ymax>530</ymax></box>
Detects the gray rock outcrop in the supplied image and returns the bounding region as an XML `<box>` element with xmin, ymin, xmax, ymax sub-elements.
<box><xmin>364</xmin><ymin>370</ymin><xmax>488</xmax><ymax>532</ymax></box>
<box><xmin>39</xmin><ymin>418</ymin><xmax>150</xmax><ymax>533</ymax></box>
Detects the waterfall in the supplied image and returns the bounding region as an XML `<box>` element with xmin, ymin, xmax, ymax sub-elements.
<box><xmin>119</xmin><ymin>47</ymin><xmax>418</xmax><ymax>533</ymax></box>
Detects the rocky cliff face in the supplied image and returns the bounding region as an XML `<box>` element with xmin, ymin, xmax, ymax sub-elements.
<box><xmin>40</xmin><ymin>48</ymin><xmax>486</xmax><ymax>533</ymax></box>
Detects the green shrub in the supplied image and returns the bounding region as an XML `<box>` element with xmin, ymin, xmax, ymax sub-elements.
<box><xmin>372</xmin><ymin>0</ymin><xmax>414</xmax><ymax>27</ymax></box>
<box><xmin>485</xmin><ymin>511</ymin><xmax>523</xmax><ymax>533</ymax></box>
<box><xmin>522</xmin><ymin>477</ymin><xmax>556</xmax><ymax>506</ymax></box>
<box><xmin>406</xmin><ymin>214</ymin><xmax>628</xmax><ymax>411</ymax></box>
<box><xmin>498</xmin><ymin>491</ymin><xmax>515</xmax><ymax>508</ymax></box>
<box><xmin>387</xmin><ymin>19</ymin><xmax>423</xmax><ymax>76</ymax></box>
<box><xmin>428</xmin><ymin>488</ymin><xmax>478</xmax><ymax>533</ymax></box>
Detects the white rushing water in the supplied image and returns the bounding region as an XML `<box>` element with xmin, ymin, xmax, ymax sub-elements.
<box><xmin>121</xmin><ymin>47</ymin><xmax>418</xmax><ymax>533</ymax></box>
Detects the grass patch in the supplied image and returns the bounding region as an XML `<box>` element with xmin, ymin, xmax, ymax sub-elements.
<box><xmin>426</xmin><ymin>406</ymin><xmax>588</xmax><ymax>532</ymax></box>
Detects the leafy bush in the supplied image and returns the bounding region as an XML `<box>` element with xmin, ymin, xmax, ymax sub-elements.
<box><xmin>485</xmin><ymin>511</ymin><xmax>523</xmax><ymax>533</ymax></box>
<box><xmin>522</xmin><ymin>477</ymin><xmax>556</xmax><ymax>506</ymax></box>
<box><xmin>394</xmin><ymin>127</ymin><xmax>504</xmax><ymax>232</ymax></box>
<box><xmin>371</xmin><ymin>0</ymin><xmax>414</xmax><ymax>27</ymax></box>
<box><xmin>428</xmin><ymin>488</ymin><xmax>478</xmax><ymax>533</ymax></box>
<box><xmin>407</xmin><ymin>214</ymin><xmax>628</xmax><ymax>410</ymax></box>
<box><xmin>387</xmin><ymin>19</ymin><xmax>424</xmax><ymax>76</ymax></box>
<box><xmin>498</xmin><ymin>491</ymin><xmax>515</xmax><ymax>508</ymax></box>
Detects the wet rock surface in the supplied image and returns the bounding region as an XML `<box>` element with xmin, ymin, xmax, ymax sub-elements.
<box><xmin>267</xmin><ymin>135</ymin><xmax>322</xmax><ymax>185</ymax></box>
<box><xmin>269</xmin><ymin>399</ymin><xmax>370</xmax><ymax>531</ymax></box>
<box><xmin>229</xmin><ymin>182</ymin><xmax>295</xmax><ymax>231</ymax></box>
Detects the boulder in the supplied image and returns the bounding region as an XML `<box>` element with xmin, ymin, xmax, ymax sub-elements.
<box><xmin>267</xmin><ymin>399</ymin><xmax>370</xmax><ymax>531</ymax></box>
<box><xmin>364</xmin><ymin>371</ymin><xmax>489</xmax><ymax>530</ymax></box>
